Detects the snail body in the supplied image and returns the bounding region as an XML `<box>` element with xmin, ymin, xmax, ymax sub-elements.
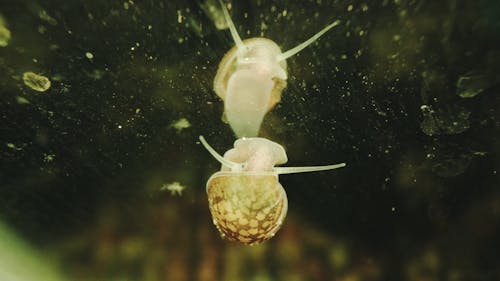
<box><xmin>214</xmin><ymin>0</ymin><xmax>341</xmax><ymax>137</ymax></box>
<box><xmin>199</xmin><ymin>136</ymin><xmax>346</xmax><ymax>244</ymax></box>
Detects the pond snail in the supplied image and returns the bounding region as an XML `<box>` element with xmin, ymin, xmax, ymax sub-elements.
<box><xmin>199</xmin><ymin>135</ymin><xmax>346</xmax><ymax>245</ymax></box>
<box><xmin>214</xmin><ymin>0</ymin><xmax>341</xmax><ymax>138</ymax></box>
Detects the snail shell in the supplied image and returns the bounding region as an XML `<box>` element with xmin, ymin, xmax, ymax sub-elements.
<box><xmin>207</xmin><ymin>172</ymin><xmax>287</xmax><ymax>244</ymax></box>
<box><xmin>199</xmin><ymin>136</ymin><xmax>346</xmax><ymax>245</ymax></box>
<box><xmin>214</xmin><ymin>0</ymin><xmax>340</xmax><ymax>138</ymax></box>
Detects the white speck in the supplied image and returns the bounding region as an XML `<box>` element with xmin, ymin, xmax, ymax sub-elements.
<box><xmin>161</xmin><ymin>181</ymin><xmax>186</xmax><ymax>196</ymax></box>
<box><xmin>7</xmin><ymin>142</ymin><xmax>24</xmax><ymax>151</ymax></box>
<box><xmin>171</xmin><ymin>118</ymin><xmax>191</xmax><ymax>132</ymax></box>
<box><xmin>85</xmin><ymin>52</ymin><xmax>94</xmax><ymax>59</ymax></box>
<box><xmin>43</xmin><ymin>153</ymin><xmax>55</xmax><ymax>162</ymax></box>
<box><xmin>16</xmin><ymin>96</ymin><xmax>30</xmax><ymax>104</ymax></box>
<box><xmin>177</xmin><ymin>10</ymin><xmax>183</xmax><ymax>24</ymax></box>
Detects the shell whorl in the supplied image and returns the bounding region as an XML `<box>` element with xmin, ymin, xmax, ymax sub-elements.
<box><xmin>207</xmin><ymin>173</ymin><xmax>288</xmax><ymax>245</ymax></box>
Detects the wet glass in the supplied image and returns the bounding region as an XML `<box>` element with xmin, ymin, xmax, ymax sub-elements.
<box><xmin>0</xmin><ymin>0</ymin><xmax>499</xmax><ymax>280</ymax></box>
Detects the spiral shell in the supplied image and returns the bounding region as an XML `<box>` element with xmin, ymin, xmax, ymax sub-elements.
<box><xmin>199</xmin><ymin>135</ymin><xmax>346</xmax><ymax>244</ymax></box>
<box><xmin>207</xmin><ymin>172</ymin><xmax>288</xmax><ymax>245</ymax></box>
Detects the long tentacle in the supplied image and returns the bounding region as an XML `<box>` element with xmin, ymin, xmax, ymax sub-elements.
<box><xmin>274</xmin><ymin>162</ymin><xmax>346</xmax><ymax>174</ymax></box>
<box><xmin>276</xmin><ymin>20</ymin><xmax>341</xmax><ymax>61</ymax></box>
<box><xmin>219</xmin><ymin>0</ymin><xmax>246</xmax><ymax>53</ymax></box>
<box><xmin>199</xmin><ymin>136</ymin><xmax>243</xmax><ymax>170</ymax></box>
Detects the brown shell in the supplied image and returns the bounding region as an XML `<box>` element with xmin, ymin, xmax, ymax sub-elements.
<box><xmin>207</xmin><ymin>172</ymin><xmax>288</xmax><ymax>245</ymax></box>
<box><xmin>213</xmin><ymin>38</ymin><xmax>287</xmax><ymax>113</ymax></box>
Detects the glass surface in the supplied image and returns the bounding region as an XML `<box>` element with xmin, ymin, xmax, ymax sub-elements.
<box><xmin>1</xmin><ymin>0</ymin><xmax>499</xmax><ymax>280</ymax></box>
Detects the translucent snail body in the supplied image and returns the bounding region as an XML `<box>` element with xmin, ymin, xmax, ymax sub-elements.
<box><xmin>214</xmin><ymin>0</ymin><xmax>341</xmax><ymax>137</ymax></box>
<box><xmin>199</xmin><ymin>136</ymin><xmax>346</xmax><ymax>245</ymax></box>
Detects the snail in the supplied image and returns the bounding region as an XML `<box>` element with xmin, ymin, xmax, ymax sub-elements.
<box><xmin>199</xmin><ymin>135</ymin><xmax>346</xmax><ymax>245</ymax></box>
<box><xmin>213</xmin><ymin>0</ymin><xmax>341</xmax><ymax>138</ymax></box>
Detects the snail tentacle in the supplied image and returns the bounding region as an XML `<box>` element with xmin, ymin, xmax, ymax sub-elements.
<box><xmin>218</xmin><ymin>0</ymin><xmax>246</xmax><ymax>55</ymax></box>
<box><xmin>199</xmin><ymin>136</ymin><xmax>244</xmax><ymax>171</ymax></box>
<box><xmin>276</xmin><ymin>20</ymin><xmax>341</xmax><ymax>61</ymax></box>
<box><xmin>274</xmin><ymin>162</ymin><xmax>346</xmax><ymax>174</ymax></box>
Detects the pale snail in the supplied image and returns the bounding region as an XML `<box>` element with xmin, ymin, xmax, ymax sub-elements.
<box><xmin>199</xmin><ymin>135</ymin><xmax>346</xmax><ymax>245</ymax></box>
<box><xmin>214</xmin><ymin>0</ymin><xmax>341</xmax><ymax>138</ymax></box>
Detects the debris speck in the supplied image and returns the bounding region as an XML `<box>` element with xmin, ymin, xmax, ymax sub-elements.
<box><xmin>6</xmin><ymin>143</ymin><xmax>22</xmax><ymax>151</ymax></box>
<box><xmin>85</xmin><ymin>52</ymin><xmax>94</xmax><ymax>59</ymax></box>
<box><xmin>177</xmin><ymin>10</ymin><xmax>183</xmax><ymax>24</ymax></box>
<box><xmin>0</xmin><ymin>24</ymin><xmax>11</xmax><ymax>47</ymax></box>
<box><xmin>201</xmin><ymin>0</ymin><xmax>228</xmax><ymax>30</ymax></box>
<box><xmin>171</xmin><ymin>118</ymin><xmax>191</xmax><ymax>132</ymax></box>
<box><xmin>43</xmin><ymin>153</ymin><xmax>55</xmax><ymax>162</ymax></box>
<box><xmin>16</xmin><ymin>96</ymin><xmax>30</xmax><ymax>104</ymax></box>
<box><xmin>39</xmin><ymin>10</ymin><xmax>58</xmax><ymax>25</ymax></box>
<box><xmin>161</xmin><ymin>182</ymin><xmax>186</xmax><ymax>196</ymax></box>
<box><xmin>22</xmin><ymin>72</ymin><xmax>51</xmax><ymax>92</ymax></box>
<box><xmin>88</xmin><ymin>69</ymin><xmax>104</xmax><ymax>80</ymax></box>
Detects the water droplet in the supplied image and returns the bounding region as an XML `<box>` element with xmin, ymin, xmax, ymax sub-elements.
<box><xmin>420</xmin><ymin>104</ymin><xmax>470</xmax><ymax>136</ymax></box>
<box><xmin>22</xmin><ymin>72</ymin><xmax>51</xmax><ymax>92</ymax></box>
<box><xmin>456</xmin><ymin>73</ymin><xmax>489</xmax><ymax>98</ymax></box>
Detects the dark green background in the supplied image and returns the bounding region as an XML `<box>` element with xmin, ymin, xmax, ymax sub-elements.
<box><xmin>0</xmin><ymin>0</ymin><xmax>499</xmax><ymax>280</ymax></box>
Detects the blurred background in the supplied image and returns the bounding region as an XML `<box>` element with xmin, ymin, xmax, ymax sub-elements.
<box><xmin>0</xmin><ymin>0</ymin><xmax>499</xmax><ymax>280</ymax></box>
